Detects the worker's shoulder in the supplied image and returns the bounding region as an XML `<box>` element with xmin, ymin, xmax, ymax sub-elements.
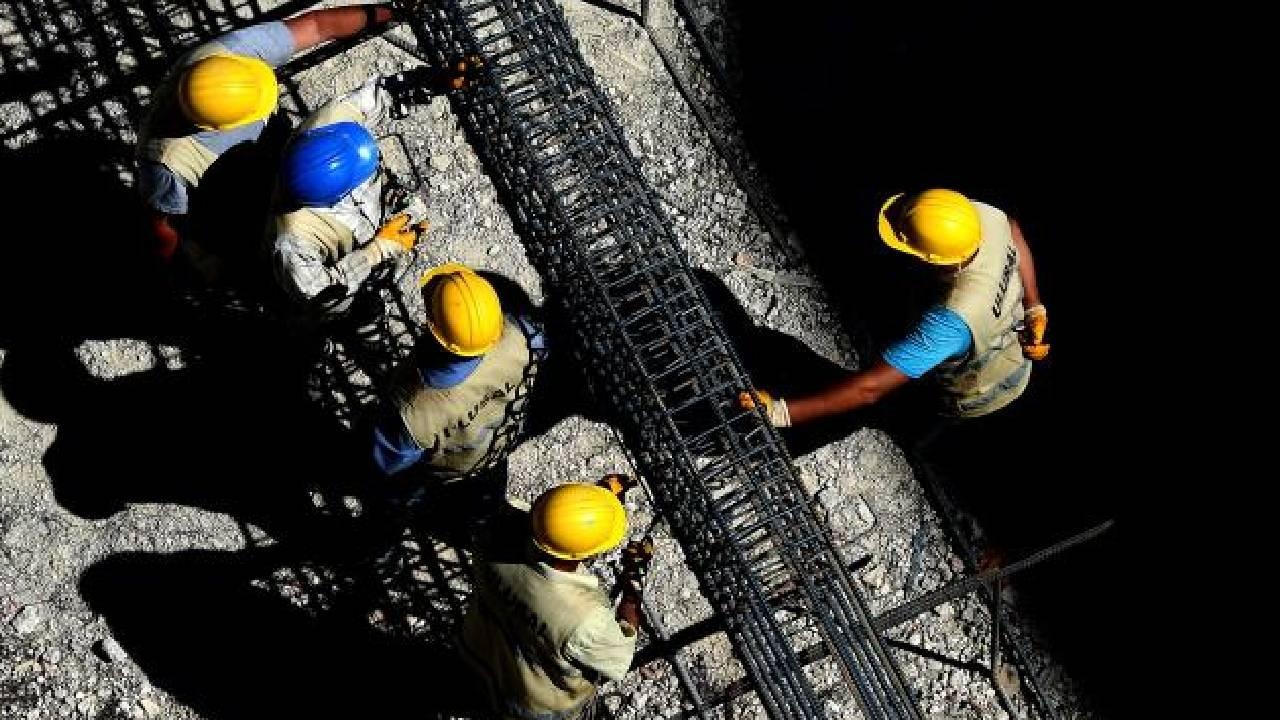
<box><xmin>971</xmin><ymin>200</ymin><xmax>1008</xmax><ymax>222</ymax></box>
<box><xmin>271</xmin><ymin>206</ymin><xmax>347</xmax><ymax>241</ymax></box>
<box><xmin>297</xmin><ymin>100</ymin><xmax>366</xmax><ymax>133</ymax></box>
<box><xmin>207</xmin><ymin>21</ymin><xmax>294</xmax><ymax>66</ymax></box>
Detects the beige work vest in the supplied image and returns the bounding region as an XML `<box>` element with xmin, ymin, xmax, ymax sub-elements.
<box><xmin>137</xmin><ymin>41</ymin><xmax>235</xmax><ymax>188</ymax></box>
<box><xmin>267</xmin><ymin>99</ymin><xmax>373</xmax><ymax>262</ymax></box>
<box><xmin>935</xmin><ymin>202</ymin><xmax>1032</xmax><ymax>417</ymax></box>
<box><xmin>461</xmin><ymin>558</ymin><xmax>611</xmax><ymax>718</ymax></box>
<box><xmin>391</xmin><ymin>317</ymin><xmax>533</xmax><ymax>477</ymax></box>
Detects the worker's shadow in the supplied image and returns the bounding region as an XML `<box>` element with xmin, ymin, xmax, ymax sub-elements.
<box><xmin>0</xmin><ymin>135</ymin><xmax>486</xmax><ymax>716</ymax></box>
<box><xmin>688</xmin><ymin>268</ymin><xmax>878</xmax><ymax>458</ymax></box>
<box><xmin>79</xmin><ymin>540</ymin><xmax>483</xmax><ymax>719</ymax></box>
<box><xmin>36</xmin><ymin>330</ymin><xmax>493</xmax><ymax>718</ymax></box>
<box><xmin>0</xmin><ymin>136</ymin><xmax>173</xmax><ymax>353</ymax></box>
<box><xmin>0</xmin><ymin>130</ymin><xmax>355</xmax><ymax>531</ymax></box>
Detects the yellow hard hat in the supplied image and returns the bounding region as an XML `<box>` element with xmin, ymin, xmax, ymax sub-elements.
<box><xmin>531</xmin><ymin>483</ymin><xmax>629</xmax><ymax>560</ymax></box>
<box><xmin>419</xmin><ymin>263</ymin><xmax>504</xmax><ymax>357</ymax></box>
<box><xmin>878</xmin><ymin>189</ymin><xmax>981</xmax><ymax>266</ymax></box>
<box><xmin>178</xmin><ymin>54</ymin><xmax>279</xmax><ymax>131</ymax></box>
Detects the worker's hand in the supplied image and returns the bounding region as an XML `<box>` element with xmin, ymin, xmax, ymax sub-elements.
<box><xmin>1020</xmin><ymin>304</ymin><xmax>1050</xmax><ymax>360</ymax></box>
<box><xmin>382</xmin><ymin>55</ymin><xmax>483</xmax><ymax>113</ymax></box>
<box><xmin>374</xmin><ymin>213</ymin><xmax>428</xmax><ymax>257</ymax></box>
<box><xmin>615</xmin><ymin>591</ymin><xmax>643</xmax><ymax>636</ymax></box>
<box><xmin>738</xmin><ymin>389</ymin><xmax>791</xmax><ymax>428</ymax></box>
<box><xmin>597</xmin><ymin>473</ymin><xmax>637</xmax><ymax>499</ymax></box>
<box><xmin>390</xmin><ymin>0</ymin><xmax>426</xmax><ymax>19</ymax></box>
<box><xmin>447</xmin><ymin>54</ymin><xmax>484</xmax><ymax>90</ymax></box>
<box><xmin>620</xmin><ymin>537</ymin><xmax>654</xmax><ymax>589</ymax></box>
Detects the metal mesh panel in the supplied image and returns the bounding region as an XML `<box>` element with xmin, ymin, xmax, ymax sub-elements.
<box><xmin>403</xmin><ymin>2</ymin><xmax>920</xmax><ymax>717</ymax></box>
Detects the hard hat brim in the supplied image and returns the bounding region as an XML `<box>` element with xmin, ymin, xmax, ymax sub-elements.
<box><xmin>420</xmin><ymin>263</ymin><xmax>503</xmax><ymax>357</ymax></box>
<box><xmin>878</xmin><ymin>193</ymin><xmax>927</xmax><ymax>261</ymax></box>
<box><xmin>877</xmin><ymin>193</ymin><xmax>976</xmax><ymax>266</ymax></box>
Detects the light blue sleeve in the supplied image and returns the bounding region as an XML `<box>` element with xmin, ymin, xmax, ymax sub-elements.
<box><xmin>881</xmin><ymin>305</ymin><xmax>973</xmax><ymax>379</ymax></box>
<box><xmin>372</xmin><ymin>413</ymin><xmax>425</xmax><ymax>476</ymax></box>
<box><xmin>217</xmin><ymin>21</ymin><xmax>295</xmax><ymax>67</ymax></box>
<box><xmin>513</xmin><ymin>313</ymin><xmax>547</xmax><ymax>351</ymax></box>
<box><xmin>136</xmin><ymin>161</ymin><xmax>190</xmax><ymax>214</ymax></box>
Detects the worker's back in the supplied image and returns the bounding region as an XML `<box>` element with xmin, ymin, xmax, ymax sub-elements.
<box><xmin>389</xmin><ymin>314</ymin><xmax>535</xmax><ymax>477</ymax></box>
<box><xmin>461</xmin><ymin>549</ymin><xmax>621</xmax><ymax>718</ymax></box>
<box><xmin>935</xmin><ymin>201</ymin><xmax>1031</xmax><ymax>417</ymax></box>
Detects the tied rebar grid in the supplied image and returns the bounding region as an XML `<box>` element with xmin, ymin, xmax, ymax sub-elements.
<box><xmin>405</xmin><ymin>2</ymin><xmax>918</xmax><ymax>718</ymax></box>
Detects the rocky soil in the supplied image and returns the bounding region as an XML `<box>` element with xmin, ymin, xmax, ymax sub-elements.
<box><xmin>1</xmin><ymin>1</ymin><xmax>1089</xmax><ymax>718</ymax></box>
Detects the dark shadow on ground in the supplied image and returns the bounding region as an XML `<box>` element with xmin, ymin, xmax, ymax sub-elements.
<box><xmin>80</xmin><ymin>542</ymin><xmax>483</xmax><ymax>719</ymax></box>
<box><xmin>0</xmin><ymin>131</ymin><xmax>518</xmax><ymax>717</ymax></box>
<box><xmin>0</xmin><ymin>136</ymin><xmax>171</xmax><ymax>354</ymax></box>
<box><xmin>710</xmin><ymin>1</ymin><xmax>1133</xmax><ymax>714</ymax></box>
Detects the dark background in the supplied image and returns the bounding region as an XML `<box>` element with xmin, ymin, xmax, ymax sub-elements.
<box><xmin>720</xmin><ymin>1</ymin><xmax>1137</xmax><ymax>715</ymax></box>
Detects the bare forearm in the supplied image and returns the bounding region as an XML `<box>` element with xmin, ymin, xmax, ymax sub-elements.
<box><xmin>785</xmin><ymin>361</ymin><xmax>910</xmax><ymax>425</ymax></box>
<box><xmin>150</xmin><ymin>212</ymin><xmax>181</xmax><ymax>260</ymax></box>
<box><xmin>778</xmin><ymin>358</ymin><xmax>911</xmax><ymax>425</ymax></box>
<box><xmin>616</xmin><ymin>590</ymin><xmax>642</xmax><ymax>632</ymax></box>
<box><xmin>285</xmin><ymin>4</ymin><xmax>395</xmax><ymax>52</ymax></box>
<box><xmin>1010</xmin><ymin>218</ymin><xmax>1041</xmax><ymax>308</ymax></box>
<box><xmin>787</xmin><ymin>378</ymin><xmax>881</xmax><ymax>425</ymax></box>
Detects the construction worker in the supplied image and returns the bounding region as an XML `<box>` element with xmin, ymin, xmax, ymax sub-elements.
<box><xmin>136</xmin><ymin>3</ymin><xmax>398</xmax><ymax>276</ymax></box>
<box><xmin>744</xmin><ymin>189</ymin><xmax>1049</xmax><ymax>428</ymax></box>
<box><xmin>461</xmin><ymin>478</ymin><xmax>647</xmax><ymax>720</ymax></box>
<box><xmin>371</xmin><ymin>264</ymin><xmax>545</xmax><ymax>478</ymax></box>
<box><xmin>267</xmin><ymin>62</ymin><xmax>478</xmax><ymax>318</ymax></box>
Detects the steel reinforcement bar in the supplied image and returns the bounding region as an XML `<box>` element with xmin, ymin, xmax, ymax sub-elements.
<box><xmin>403</xmin><ymin>1</ymin><xmax>920</xmax><ymax>717</ymax></box>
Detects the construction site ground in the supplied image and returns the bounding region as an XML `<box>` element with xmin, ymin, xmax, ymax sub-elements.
<box><xmin>1</xmin><ymin>1</ymin><xmax>1123</xmax><ymax>718</ymax></box>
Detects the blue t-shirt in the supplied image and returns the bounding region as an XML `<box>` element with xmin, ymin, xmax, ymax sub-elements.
<box><xmin>139</xmin><ymin>21</ymin><xmax>295</xmax><ymax>214</ymax></box>
<box><xmin>372</xmin><ymin>315</ymin><xmax>546</xmax><ymax>475</ymax></box>
<box><xmin>881</xmin><ymin>305</ymin><xmax>973</xmax><ymax>378</ymax></box>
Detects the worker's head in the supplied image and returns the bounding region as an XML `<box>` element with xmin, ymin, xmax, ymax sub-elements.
<box><xmin>878</xmin><ymin>189</ymin><xmax>981</xmax><ymax>267</ymax></box>
<box><xmin>178</xmin><ymin>54</ymin><xmax>279</xmax><ymax>131</ymax></box>
<box><xmin>279</xmin><ymin>121</ymin><xmax>380</xmax><ymax>208</ymax></box>
<box><xmin>530</xmin><ymin>482</ymin><xmax>629</xmax><ymax>562</ymax></box>
<box><xmin>419</xmin><ymin>263</ymin><xmax>504</xmax><ymax>357</ymax></box>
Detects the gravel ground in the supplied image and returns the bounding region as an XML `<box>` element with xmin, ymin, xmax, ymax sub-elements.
<box><xmin>1</xmin><ymin>1</ymin><xmax>1090</xmax><ymax>718</ymax></box>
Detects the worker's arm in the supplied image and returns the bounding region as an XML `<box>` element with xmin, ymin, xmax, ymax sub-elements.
<box><xmin>564</xmin><ymin>605</ymin><xmax>639</xmax><ymax>682</ymax></box>
<box><xmin>284</xmin><ymin>4</ymin><xmax>396</xmax><ymax>53</ymax></box>
<box><xmin>273</xmin><ymin>232</ymin><xmax>391</xmax><ymax>310</ymax></box>
<box><xmin>150</xmin><ymin>212</ymin><xmax>182</xmax><ymax>261</ymax></box>
<box><xmin>1009</xmin><ymin>217</ymin><xmax>1050</xmax><ymax>359</ymax></box>
<box><xmin>1009</xmin><ymin>217</ymin><xmax>1041</xmax><ymax>309</ymax></box>
<box><xmin>371</xmin><ymin>412</ymin><xmax>425</xmax><ymax>475</ymax></box>
<box><xmin>137</xmin><ymin>162</ymin><xmax>190</xmax><ymax>260</ymax></box>
<box><xmin>784</xmin><ymin>360</ymin><xmax>911</xmax><ymax>425</ymax></box>
<box><xmin>615</xmin><ymin>587</ymin><xmax>642</xmax><ymax>637</ymax></box>
<box><xmin>745</xmin><ymin>306</ymin><xmax>971</xmax><ymax>427</ymax></box>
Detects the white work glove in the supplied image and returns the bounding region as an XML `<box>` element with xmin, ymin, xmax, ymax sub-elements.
<box><xmin>347</xmin><ymin>76</ymin><xmax>392</xmax><ymax>125</ymax></box>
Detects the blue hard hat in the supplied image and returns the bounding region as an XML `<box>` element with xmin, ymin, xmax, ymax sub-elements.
<box><xmin>280</xmin><ymin>121</ymin><xmax>380</xmax><ymax>207</ymax></box>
